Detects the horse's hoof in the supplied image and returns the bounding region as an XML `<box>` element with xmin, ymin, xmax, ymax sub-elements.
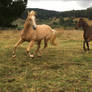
<box><xmin>12</xmin><ymin>55</ymin><xmax>16</xmax><ymax>58</ymax></box>
<box><xmin>29</xmin><ymin>54</ymin><xmax>34</xmax><ymax>58</ymax></box>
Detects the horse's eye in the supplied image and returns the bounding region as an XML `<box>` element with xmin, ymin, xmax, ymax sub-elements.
<box><xmin>30</xmin><ymin>18</ymin><xmax>32</xmax><ymax>20</ymax></box>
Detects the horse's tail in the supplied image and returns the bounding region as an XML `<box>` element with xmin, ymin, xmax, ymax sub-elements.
<box><xmin>50</xmin><ymin>29</ymin><xmax>57</xmax><ymax>46</ymax></box>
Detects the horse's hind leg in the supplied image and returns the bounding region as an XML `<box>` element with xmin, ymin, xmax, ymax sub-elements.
<box><xmin>12</xmin><ymin>38</ymin><xmax>24</xmax><ymax>58</ymax></box>
<box><xmin>26</xmin><ymin>40</ymin><xmax>34</xmax><ymax>58</ymax></box>
<box><xmin>41</xmin><ymin>39</ymin><xmax>49</xmax><ymax>54</ymax></box>
<box><xmin>83</xmin><ymin>40</ymin><xmax>86</xmax><ymax>51</ymax></box>
<box><xmin>86</xmin><ymin>41</ymin><xmax>89</xmax><ymax>51</ymax></box>
<box><xmin>35</xmin><ymin>40</ymin><xmax>41</xmax><ymax>56</ymax></box>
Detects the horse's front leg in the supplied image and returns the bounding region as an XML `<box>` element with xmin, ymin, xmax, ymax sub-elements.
<box><xmin>27</xmin><ymin>40</ymin><xmax>34</xmax><ymax>58</ymax></box>
<box><xmin>83</xmin><ymin>40</ymin><xmax>86</xmax><ymax>51</ymax></box>
<box><xmin>12</xmin><ymin>38</ymin><xmax>24</xmax><ymax>58</ymax></box>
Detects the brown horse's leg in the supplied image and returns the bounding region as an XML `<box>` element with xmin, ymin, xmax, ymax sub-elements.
<box><xmin>86</xmin><ymin>41</ymin><xmax>89</xmax><ymax>51</ymax></box>
<box><xmin>12</xmin><ymin>39</ymin><xmax>24</xmax><ymax>58</ymax></box>
<box><xmin>26</xmin><ymin>40</ymin><xmax>34</xmax><ymax>58</ymax></box>
<box><xmin>35</xmin><ymin>40</ymin><xmax>41</xmax><ymax>56</ymax></box>
<box><xmin>83</xmin><ymin>40</ymin><xmax>86</xmax><ymax>51</ymax></box>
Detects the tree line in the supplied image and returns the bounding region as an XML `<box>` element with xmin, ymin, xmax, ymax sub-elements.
<box><xmin>0</xmin><ymin>0</ymin><xmax>27</xmax><ymax>27</ymax></box>
<box><xmin>24</xmin><ymin>7</ymin><xmax>92</xmax><ymax>20</ymax></box>
<box><xmin>22</xmin><ymin>8</ymin><xmax>92</xmax><ymax>28</ymax></box>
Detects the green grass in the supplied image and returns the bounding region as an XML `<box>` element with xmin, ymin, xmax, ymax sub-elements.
<box><xmin>0</xmin><ymin>29</ymin><xmax>92</xmax><ymax>92</ymax></box>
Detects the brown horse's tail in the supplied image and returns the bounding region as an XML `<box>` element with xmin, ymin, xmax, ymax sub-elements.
<box><xmin>50</xmin><ymin>29</ymin><xmax>57</xmax><ymax>46</ymax></box>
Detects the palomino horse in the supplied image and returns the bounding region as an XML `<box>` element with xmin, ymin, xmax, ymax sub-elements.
<box><xmin>12</xmin><ymin>11</ymin><xmax>56</xmax><ymax>58</ymax></box>
<box><xmin>76</xmin><ymin>18</ymin><xmax>92</xmax><ymax>51</ymax></box>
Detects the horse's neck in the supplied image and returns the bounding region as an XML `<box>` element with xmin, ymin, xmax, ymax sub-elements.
<box><xmin>82</xmin><ymin>22</ymin><xmax>89</xmax><ymax>32</ymax></box>
<box><xmin>24</xmin><ymin>19</ymin><xmax>30</xmax><ymax>28</ymax></box>
<box><xmin>23</xmin><ymin>19</ymin><xmax>31</xmax><ymax>33</ymax></box>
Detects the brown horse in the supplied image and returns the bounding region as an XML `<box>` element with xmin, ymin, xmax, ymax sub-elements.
<box><xmin>12</xmin><ymin>11</ymin><xmax>56</xmax><ymax>58</ymax></box>
<box><xmin>76</xmin><ymin>18</ymin><xmax>92</xmax><ymax>51</ymax></box>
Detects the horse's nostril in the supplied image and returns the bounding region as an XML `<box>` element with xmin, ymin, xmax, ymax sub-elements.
<box><xmin>75</xmin><ymin>27</ymin><xmax>78</xmax><ymax>30</ymax></box>
<box><xmin>33</xmin><ymin>26</ymin><xmax>36</xmax><ymax>30</ymax></box>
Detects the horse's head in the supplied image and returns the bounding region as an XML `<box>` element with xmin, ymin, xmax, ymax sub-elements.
<box><xmin>75</xmin><ymin>18</ymin><xmax>85</xmax><ymax>29</ymax></box>
<box><xmin>27</xmin><ymin>10</ymin><xmax>37</xmax><ymax>30</ymax></box>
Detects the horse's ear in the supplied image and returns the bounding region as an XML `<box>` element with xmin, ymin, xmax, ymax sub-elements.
<box><xmin>80</xmin><ymin>18</ymin><xmax>83</xmax><ymax>21</ymax></box>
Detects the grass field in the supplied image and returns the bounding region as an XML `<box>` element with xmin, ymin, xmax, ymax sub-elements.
<box><xmin>0</xmin><ymin>29</ymin><xmax>92</xmax><ymax>92</ymax></box>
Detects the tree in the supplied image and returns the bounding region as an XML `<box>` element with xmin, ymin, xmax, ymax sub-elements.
<box><xmin>87</xmin><ymin>7</ymin><xmax>92</xmax><ymax>20</ymax></box>
<box><xmin>0</xmin><ymin>0</ymin><xmax>27</xmax><ymax>27</ymax></box>
<box><xmin>59</xmin><ymin>17</ymin><xmax>65</xmax><ymax>25</ymax></box>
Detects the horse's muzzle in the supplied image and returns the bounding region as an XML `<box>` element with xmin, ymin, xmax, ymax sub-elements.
<box><xmin>33</xmin><ymin>26</ymin><xmax>36</xmax><ymax>30</ymax></box>
<box><xmin>75</xmin><ymin>27</ymin><xmax>78</xmax><ymax>30</ymax></box>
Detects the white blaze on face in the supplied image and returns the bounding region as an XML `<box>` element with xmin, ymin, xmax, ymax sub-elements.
<box><xmin>31</xmin><ymin>16</ymin><xmax>37</xmax><ymax>29</ymax></box>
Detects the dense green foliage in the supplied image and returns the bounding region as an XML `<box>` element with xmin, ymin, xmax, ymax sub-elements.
<box><xmin>59</xmin><ymin>17</ymin><xmax>76</xmax><ymax>27</ymax></box>
<box><xmin>0</xmin><ymin>0</ymin><xmax>27</xmax><ymax>27</ymax></box>
<box><xmin>22</xmin><ymin>8</ymin><xmax>60</xmax><ymax>19</ymax></box>
<box><xmin>87</xmin><ymin>7</ymin><xmax>92</xmax><ymax>20</ymax></box>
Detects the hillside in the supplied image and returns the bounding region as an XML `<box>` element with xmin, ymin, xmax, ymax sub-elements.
<box><xmin>21</xmin><ymin>8</ymin><xmax>60</xmax><ymax>19</ymax></box>
<box><xmin>12</xmin><ymin>7</ymin><xmax>92</xmax><ymax>29</ymax></box>
<box><xmin>21</xmin><ymin>7</ymin><xmax>92</xmax><ymax>20</ymax></box>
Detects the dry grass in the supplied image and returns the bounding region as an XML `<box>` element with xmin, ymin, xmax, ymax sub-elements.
<box><xmin>0</xmin><ymin>29</ymin><xmax>92</xmax><ymax>92</ymax></box>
